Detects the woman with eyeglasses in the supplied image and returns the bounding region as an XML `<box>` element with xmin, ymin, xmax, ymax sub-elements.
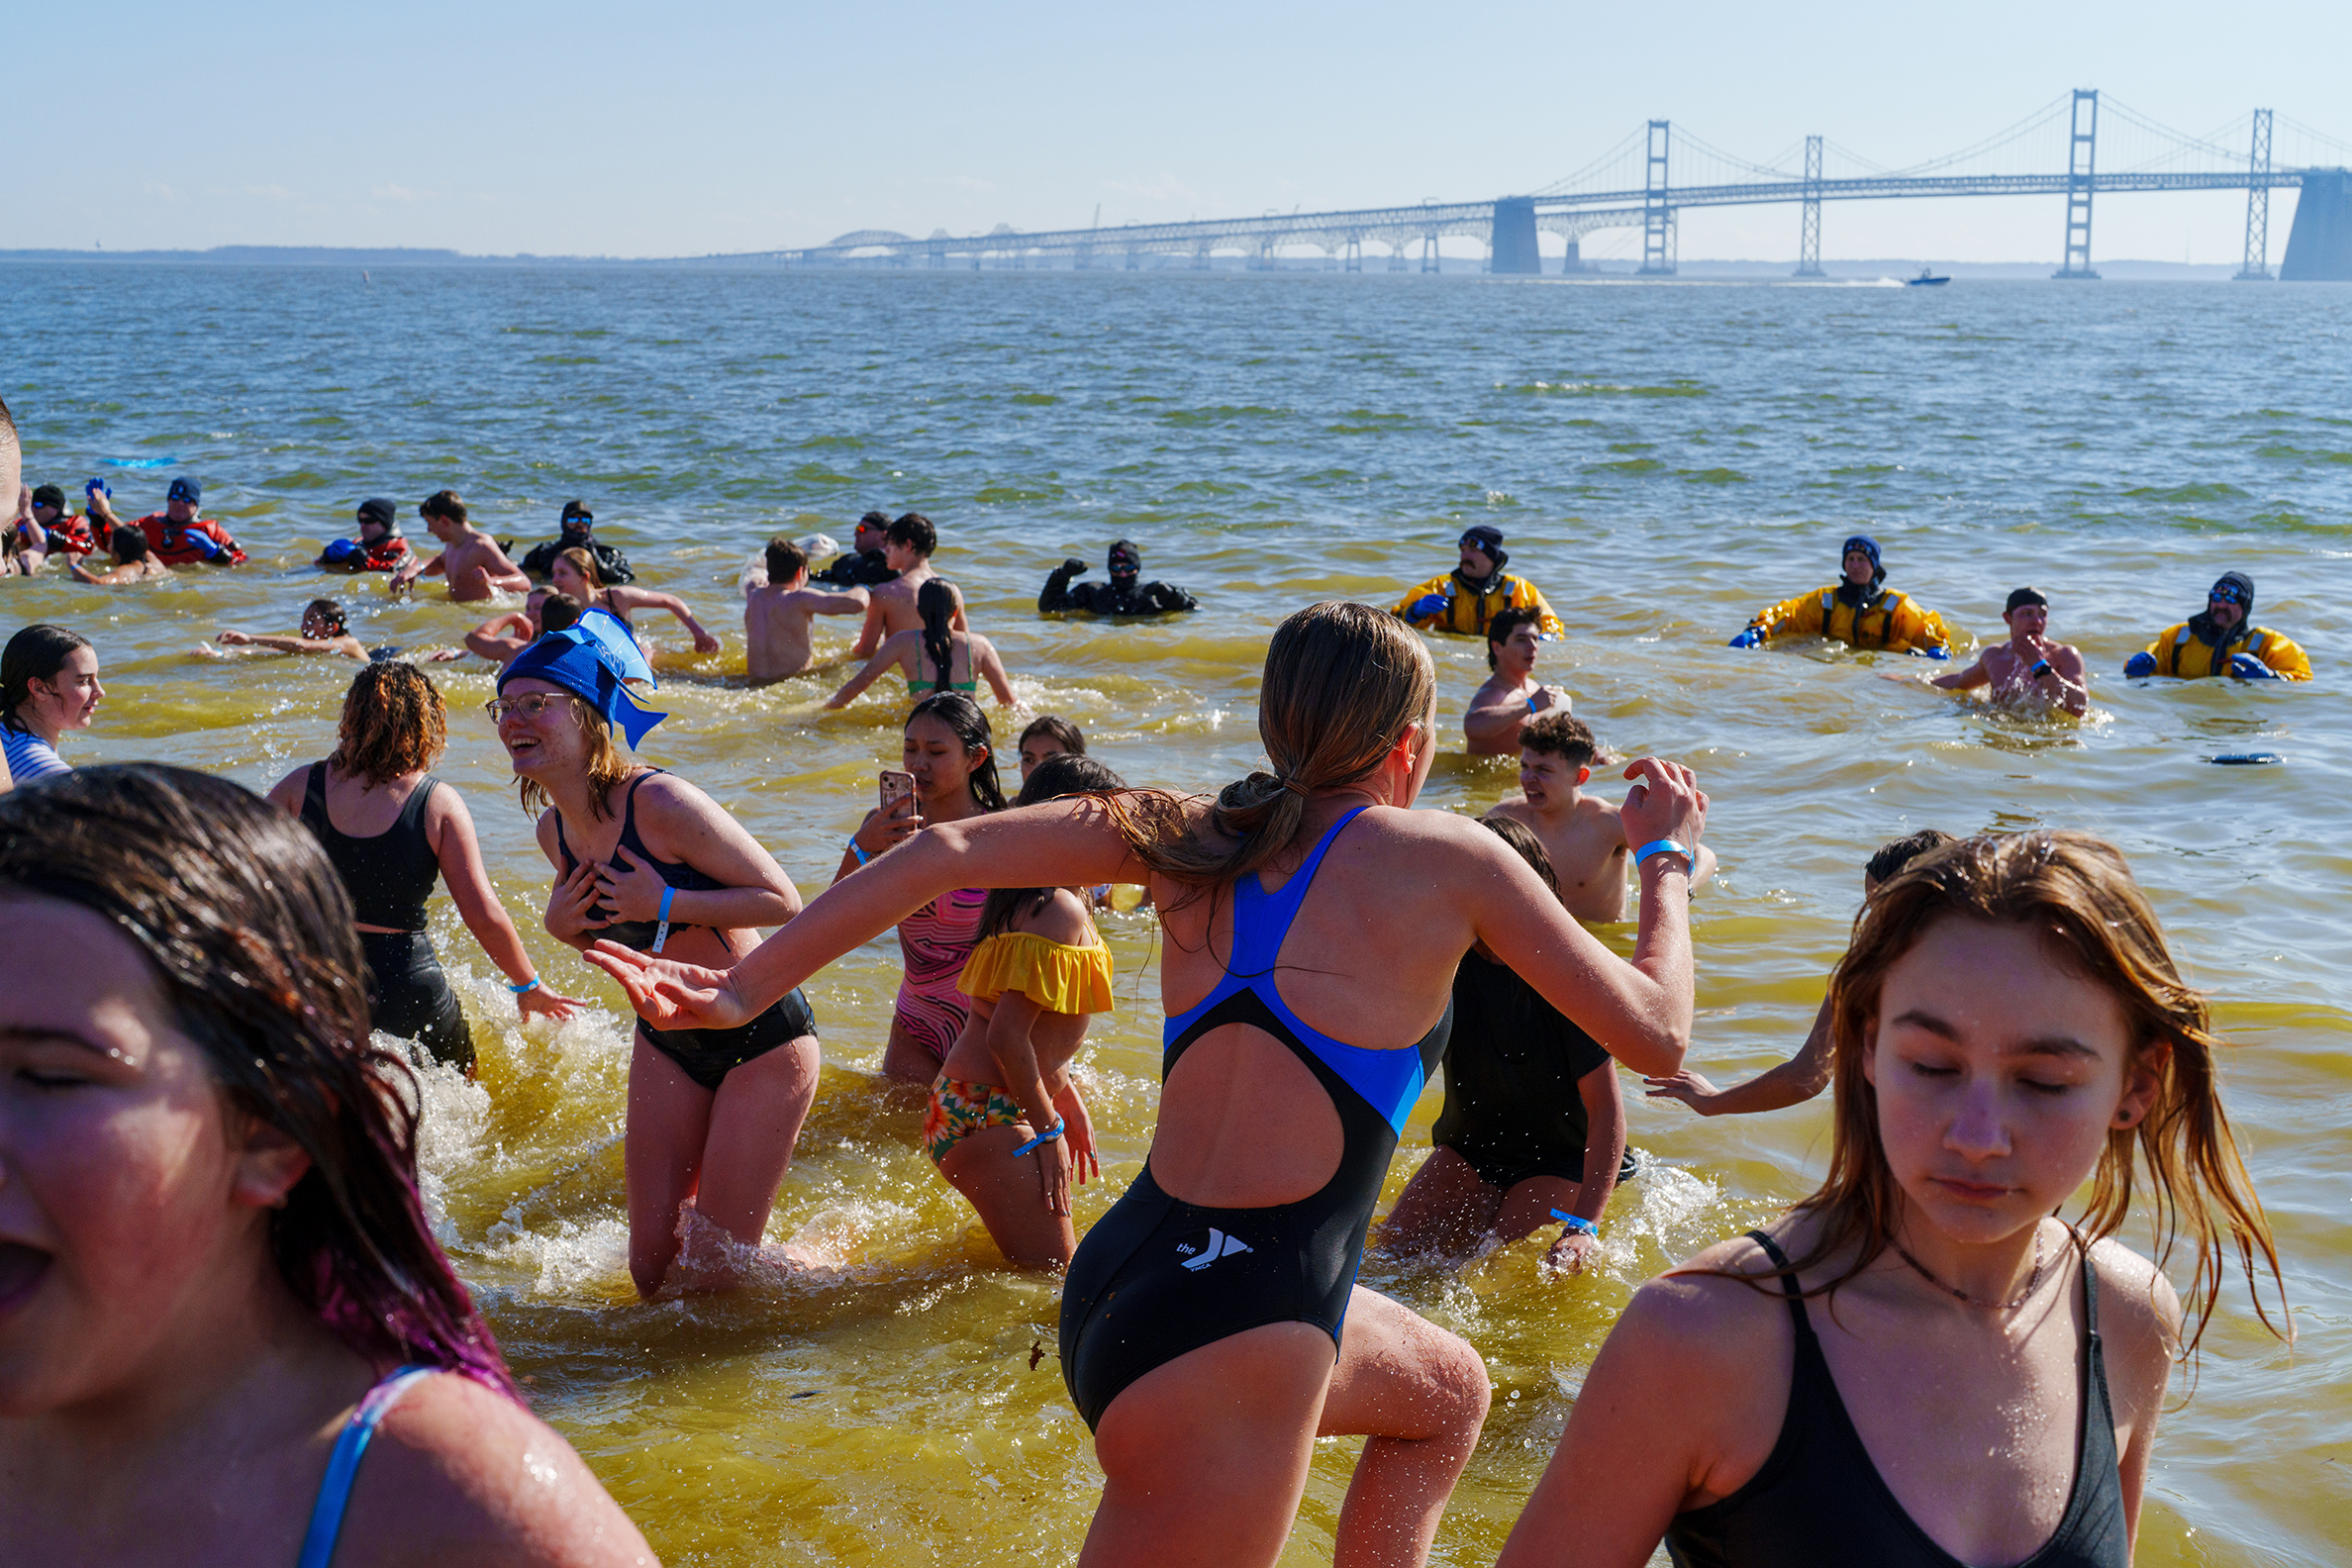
<box><xmin>495</xmin><ymin>615</ymin><xmax>820</xmax><ymax>1296</ymax></box>
<box><xmin>266</xmin><ymin>662</ymin><xmax>580</xmax><ymax>1074</ymax></box>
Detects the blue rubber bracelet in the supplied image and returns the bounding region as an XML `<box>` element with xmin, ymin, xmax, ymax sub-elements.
<box><xmin>650</xmin><ymin>886</ymin><xmax>675</xmax><ymax>953</ymax></box>
<box><xmin>1011</xmin><ymin>1119</ymin><xmax>1066</xmax><ymax>1158</ymax></box>
<box><xmin>847</xmin><ymin>836</ymin><xmax>871</xmax><ymax>865</ymax></box>
<box><xmin>1633</xmin><ymin>838</ymin><xmax>1690</xmax><ymax>872</ymax></box>
<box><xmin>1550</xmin><ymin>1209</ymin><xmax>1598</xmax><ymax>1236</ymax></box>
<box><xmin>1526</xmin><ymin>692</ymin><xmax>1539</xmax><ymax>713</ymax></box>
<box><xmin>508</xmin><ymin>977</ymin><xmax>540</xmax><ymax>995</ymax></box>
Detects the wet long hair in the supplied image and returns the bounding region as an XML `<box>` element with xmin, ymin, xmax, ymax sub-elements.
<box><xmin>1104</xmin><ymin>601</ymin><xmax>1433</xmax><ymax>893</ymax></box>
<box><xmin>328</xmin><ymin>661</ymin><xmax>447</xmax><ymax>788</ymax></box>
<box><xmin>1766</xmin><ymin>831</ymin><xmax>2285</xmax><ymax>1358</ymax></box>
<box><xmin>979</xmin><ymin>753</ymin><xmax>1127</xmax><ymax>940</ymax></box>
<box><xmin>555</xmin><ymin>545</ymin><xmax>607</xmax><ymax>593</ymax></box>
<box><xmin>906</xmin><ymin>690</ymin><xmax>1005</xmax><ymax>813</ymax></box>
<box><xmin>0</xmin><ymin>766</ymin><xmax>517</xmax><ymax>1394</ymax></box>
<box><xmin>918</xmin><ymin>577</ymin><xmax>958</xmax><ymax>693</ymax></box>
<box><xmin>1</xmin><ymin>623</ymin><xmax>92</xmax><ymax>734</ymax></box>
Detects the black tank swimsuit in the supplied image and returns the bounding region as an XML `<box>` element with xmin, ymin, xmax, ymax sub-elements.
<box><xmin>554</xmin><ymin>771</ymin><xmax>816</xmax><ymax>1091</ymax></box>
<box><xmin>1059</xmin><ymin>807</ymin><xmax>1452</xmax><ymax>1431</ymax></box>
<box><xmin>1664</xmin><ymin>1230</ymin><xmax>2129</xmax><ymax>1568</ymax></box>
<box><xmin>301</xmin><ymin>765</ymin><xmax>473</xmax><ymax>1070</ymax></box>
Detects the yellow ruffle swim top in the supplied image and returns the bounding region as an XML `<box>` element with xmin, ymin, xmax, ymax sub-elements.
<box><xmin>958</xmin><ymin>930</ymin><xmax>1115</xmax><ymax>1015</ymax></box>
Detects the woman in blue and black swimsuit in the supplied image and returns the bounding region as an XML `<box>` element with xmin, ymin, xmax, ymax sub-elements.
<box><xmin>499</xmin><ymin>613</ymin><xmax>822</xmax><ymax>1299</ymax></box>
<box><xmin>592</xmin><ymin>600</ymin><xmax>1709</xmax><ymax>1566</ymax></box>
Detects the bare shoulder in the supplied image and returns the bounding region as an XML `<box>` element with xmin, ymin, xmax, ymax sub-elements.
<box><xmin>344</xmin><ymin>1373</ymin><xmax>657</xmax><ymax>1568</ymax></box>
<box><xmin>2083</xmin><ymin>1232</ymin><xmax>2183</xmax><ymax>1379</ymax></box>
<box><xmin>1017</xmin><ymin>886</ymin><xmax>1097</xmax><ymax>945</ymax></box>
<box><xmin>1580</xmin><ymin>793</ymin><xmax>1625</xmax><ymax>831</ymax></box>
<box><xmin>264</xmin><ymin>764</ymin><xmax>312</xmax><ymax>814</ymax></box>
<box><xmin>532</xmin><ymin>807</ymin><xmax>565</xmax><ymax>863</ymax></box>
<box><xmin>633</xmin><ymin>768</ymin><xmax>722</xmax><ymax>825</ymax></box>
<box><xmin>1488</xmin><ymin>795</ymin><xmax>1535</xmax><ymax>825</ymax></box>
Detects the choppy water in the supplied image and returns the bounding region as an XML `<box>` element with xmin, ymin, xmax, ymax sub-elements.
<box><xmin>4</xmin><ymin>264</ymin><xmax>2349</xmax><ymax>1566</ymax></box>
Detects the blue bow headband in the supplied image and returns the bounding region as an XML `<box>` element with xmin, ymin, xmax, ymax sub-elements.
<box><xmin>497</xmin><ymin>608</ymin><xmax>666</xmax><ymax>747</ymax></box>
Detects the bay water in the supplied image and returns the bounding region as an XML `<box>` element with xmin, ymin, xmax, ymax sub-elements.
<box><xmin>2</xmin><ymin>264</ymin><xmax>2346</xmax><ymax>1565</ymax></box>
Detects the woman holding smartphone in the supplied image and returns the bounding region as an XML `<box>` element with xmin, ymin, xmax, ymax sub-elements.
<box><xmin>837</xmin><ymin>691</ymin><xmax>1007</xmax><ymax>1083</ymax></box>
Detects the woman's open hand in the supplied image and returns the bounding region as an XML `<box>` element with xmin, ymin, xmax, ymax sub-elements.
<box><xmin>515</xmin><ymin>982</ymin><xmax>586</xmax><ymax>1023</ymax></box>
<box><xmin>1054</xmin><ymin>1080</ymin><xmax>1100</xmax><ymax>1187</ymax></box>
<box><xmin>1033</xmin><ymin>1129</ymin><xmax>1074</xmax><ymax>1218</ymax></box>
<box><xmin>582</xmin><ymin>941</ymin><xmax>752</xmax><ymax>1030</ymax></box>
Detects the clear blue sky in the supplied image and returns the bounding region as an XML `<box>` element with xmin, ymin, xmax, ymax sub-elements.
<box><xmin>13</xmin><ymin>1</ymin><xmax>2349</xmax><ymax>262</ymax></box>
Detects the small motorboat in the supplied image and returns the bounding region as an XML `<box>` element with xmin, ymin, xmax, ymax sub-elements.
<box><xmin>1906</xmin><ymin>266</ymin><xmax>1950</xmax><ymax>286</ymax></box>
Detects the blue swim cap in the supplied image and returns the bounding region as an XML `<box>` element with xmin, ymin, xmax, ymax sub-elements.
<box><xmin>498</xmin><ymin>607</ymin><xmax>665</xmax><ymax>747</ymax></box>
<box><xmin>1841</xmin><ymin>534</ymin><xmax>1885</xmax><ymax>586</ymax></box>
<box><xmin>167</xmin><ymin>476</ymin><xmax>202</xmax><ymax>506</ymax></box>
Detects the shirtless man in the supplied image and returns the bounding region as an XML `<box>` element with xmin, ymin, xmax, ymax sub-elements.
<box><xmin>216</xmin><ymin>598</ymin><xmax>367</xmax><ymax>660</ymax></box>
<box><xmin>1897</xmin><ymin>585</ymin><xmax>2088</xmax><ymax>716</ymax></box>
<box><xmin>70</xmin><ymin>526</ymin><xmax>172</xmax><ymax>585</ymax></box>
<box><xmin>390</xmin><ymin>490</ymin><xmax>530</xmax><ymax>601</ymax></box>
<box><xmin>851</xmin><ymin>512</ymin><xmax>965</xmax><ymax>656</ymax></box>
<box><xmin>740</xmin><ymin>538</ymin><xmax>869</xmax><ymax>682</ymax></box>
<box><xmin>1490</xmin><ymin>712</ymin><xmax>1715</xmax><ymax>923</ymax></box>
<box><xmin>1464</xmin><ymin>606</ymin><xmax>1567</xmax><ymax>756</ymax></box>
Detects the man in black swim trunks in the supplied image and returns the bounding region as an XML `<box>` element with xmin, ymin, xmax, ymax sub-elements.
<box><xmin>812</xmin><ymin>511</ymin><xmax>902</xmax><ymax>588</ymax></box>
<box><xmin>1037</xmin><ymin>539</ymin><xmax>1198</xmax><ymax>617</ymax></box>
<box><xmin>1378</xmin><ymin>814</ymin><xmax>1630</xmax><ymax>1274</ymax></box>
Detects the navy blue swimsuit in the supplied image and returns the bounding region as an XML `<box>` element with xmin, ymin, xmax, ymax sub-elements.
<box><xmin>1059</xmin><ymin>807</ymin><xmax>1452</xmax><ymax>1429</ymax></box>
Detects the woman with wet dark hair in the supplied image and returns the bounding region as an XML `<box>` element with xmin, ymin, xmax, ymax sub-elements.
<box><xmin>825</xmin><ymin>577</ymin><xmax>1016</xmax><ymax>709</ymax></box>
<box><xmin>0</xmin><ymin>765</ymin><xmax>653</xmax><ymax>1566</ymax></box>
<box><xmin>266</xmin><ymin>661</ymin><xmax>580</xmax><ymax>1073</ymax></box>
<box><xmin>1</xmin><ymin>623</ymin><xmax>103</xmax><ymax>785</ymax></box>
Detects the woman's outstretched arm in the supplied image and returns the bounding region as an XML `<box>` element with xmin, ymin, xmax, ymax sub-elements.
<box><xmin>588</xmin><ymin>795</ymin><xmax>1150</xmax><ymax>1029</ymax></box>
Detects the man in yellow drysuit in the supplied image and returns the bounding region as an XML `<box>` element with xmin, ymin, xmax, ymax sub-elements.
<box><xmin>2123</xmin><ymin>571</ymin><xmax>2310</xmax><ymax>681</ymax></box>
<box><xmin>1729</xmin><ymin>534</ymin><xmax>1953</xmax><ymax>658</ymax></box>
<box><xmin>1392</xmin><ymin>525</ymin><xmax>1564</xmax><ymax>638</ymax></box>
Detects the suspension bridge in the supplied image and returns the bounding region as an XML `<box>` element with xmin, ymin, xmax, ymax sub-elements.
<box><xmin>738</xmin><ymin>91</ymin><xmax>2352</xmax><ymax>281</ymax></box>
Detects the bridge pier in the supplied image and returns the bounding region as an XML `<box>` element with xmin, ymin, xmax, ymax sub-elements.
<box><xmin>1421</xmin><ymin>235</ymin><xmax>1439</xmax><ymax>273</ymax></box>
<box><xmin>1490</xmin><ymin>197</ymin><xmax>1541</xmax><ymax>275</ymax></box>
<box><xmin>2281</xmin><ymin>169</ymin><xmax>2352</xmax><ymax>281</ymax></box>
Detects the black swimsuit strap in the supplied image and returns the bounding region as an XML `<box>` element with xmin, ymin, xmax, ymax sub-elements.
<box><xmin>1744</xmin><ymin>1229</ymin><xmax>1816</xmax><ymax>1339</ymax></box>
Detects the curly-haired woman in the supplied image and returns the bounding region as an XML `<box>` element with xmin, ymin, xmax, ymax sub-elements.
<box><xmin>267</xmin><ymin>661</ymin><xmax>579</xmax><ymax>1072</ymax></box>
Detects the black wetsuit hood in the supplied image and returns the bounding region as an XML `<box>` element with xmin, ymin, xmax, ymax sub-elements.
<box><xmin>2188</xmin><ymin>571</ymin><xmax>2256</xmax><ymax>645</ymax></box>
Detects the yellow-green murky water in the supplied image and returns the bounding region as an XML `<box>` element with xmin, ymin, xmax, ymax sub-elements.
<box><xmin>4</xmin><ymin>265</ymin><xmax>2346</xmax><ymax>1565</ymax></box>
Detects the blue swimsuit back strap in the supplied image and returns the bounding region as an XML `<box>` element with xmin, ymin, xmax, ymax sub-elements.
<box><xmin>1162</xmin><ymin>805</ymin><xmax>1433</xmax><ymax>1132</ymax></box>
<box><xmin>296</xmin><ymin>1365</ymin><xmax>436</xmax><ymax>1568</ymax></box>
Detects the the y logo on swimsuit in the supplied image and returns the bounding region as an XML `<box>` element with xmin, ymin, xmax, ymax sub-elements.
<box><xmin>1176</xmin><ymin>1228</ymin><xmax>1254</xmax><ymax>1271</ymax></box>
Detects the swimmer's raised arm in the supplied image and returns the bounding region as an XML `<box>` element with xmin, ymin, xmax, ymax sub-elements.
<box><xmin>1647</xmin><ymin>995</ymin><xmax>1832</xmax><ymax>1116</ymax></box>
<box><xmin>1472</xmin><ymin>758</ymin><xmax>1703</xmax><ymax>1078</ymax></box>
<box><xmin>588</xmin><ymin>795</ymin><xmax>1152</xmax><ymax>1029</ymax></box>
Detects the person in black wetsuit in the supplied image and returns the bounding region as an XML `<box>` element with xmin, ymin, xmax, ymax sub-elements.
<box><xmin>586</xmin><ymin>600</ymin><xmax>1708</xmax><ymax>1568</ymax></box>
<box><xmin>1497</xmin><ymin>832</ymin><xmax>2289</xmax><ymax>1568</ymax></box>
<box><xmin>1037</xmin><ymin>539</ymin><xmax>1198</xmax><ymax>617</ymax></box>
<box><xmin>1379</xmin><ymin>814</ymin><xmax>1629</xmax><ymax>1273</ymax></box>
<box><xmin>264</xmin><ymin>661</ymin><xmax>581</xmax><ymax>1072</ymax></box>
<box><xmin>517</xmin><ymin>499</ymin><xmax>636</xmax><ymax>585</ymax></box>
<box><xmin>496</xmin><ymin>611</ymin><xmax>822</xmax><ymax>1297</ymax></box>
<box><xmin>811</xmin><ymin>510</ymin><xmax>902</xmax><ymax>588</ymax></box>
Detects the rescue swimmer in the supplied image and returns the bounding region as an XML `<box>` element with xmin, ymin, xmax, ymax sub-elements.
<box><xmin>1729</xmin><ymin>534</ymin><xmax>1953</xmax><ymax>657</ymax></box>
<box><xmin>2122</xmin><ymin>571</ymin><xmax>2311</xmax><ymax>681</ymax></box>
<box><xmin>1036</xmin><ymin>539</ymin><xmax>1198</xmax><ymax>617</ymax></box>
<box><xmin>1392</xmin><ymin>524</ymin><xmax>1565</xmax><ymax>637</ymax></box>
<box><xmin>316</xmin><ymin>497</ymin><xmax>415</xmax><ymax>573</ymax></box>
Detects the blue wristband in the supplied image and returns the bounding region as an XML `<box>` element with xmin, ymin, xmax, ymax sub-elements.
<box><xmin>508</xmin><ymin>977</ymin><xmax>540</xmax><ymax>995</ymax></box>
<box><xmin>651</xmin><ymin>885</ymin><xmax>675</xmax><ymax>953</ymax></box>
<box><xmin>1526</xmin><ymin>692</ymin><xmax>1539</xmax><ymax>713</ymax></box>
<box><xmin>1011</xmin><ymin>1118</ymin><xmax>1066</xmax><ymax>1157</ymax></box>
<box><xmin>1550</xmin><ymin>1209</ymin><xmax>1598</xmax><ymax>1237</ymax></box>
<box><xmin>1633</xmin><ymin>838</ymin><xmax>1691</xmax><ymax>872</ymax></box>
<box><xmin>847</xmin><ymin>836</ymin><xmax>871</xmax><ymax>865</ymax></box>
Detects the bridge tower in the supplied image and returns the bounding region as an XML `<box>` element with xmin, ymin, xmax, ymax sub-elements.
<box><xmin>1794</xmin><ymin>135</ymin><xmax>1826</xmax><ymax>278</ymax></box>
<box><xmin>2236</xmin><ymin>110</ymin><xmax>2274</xmax><ymax>280</ymax></box>
<box><xmin>1638</xmin><ymin>120</ymin><xmax>1675</xmax><ymax>276</ymax></box>
<box><xmin>1491</xmin><ymin>197</ymin><xmax>1541</xmax><ymax>274</ymax></box>
<box><xmin>2054</xmin><ymin>89</ymin><xmax>2100</xmax><ymax>279</ymax></box>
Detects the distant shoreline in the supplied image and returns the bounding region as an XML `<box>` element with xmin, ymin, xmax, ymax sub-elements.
<box><xmin>0</xmin><ymin>245</ymin><xmax>2255</xmax><ymax>281</ymax></box>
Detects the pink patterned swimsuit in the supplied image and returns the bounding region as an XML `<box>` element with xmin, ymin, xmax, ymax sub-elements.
<box><xmin>894</xmin><ymin>886</ymin><xmax>988</xmax><ymax>1062</ymax></box>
